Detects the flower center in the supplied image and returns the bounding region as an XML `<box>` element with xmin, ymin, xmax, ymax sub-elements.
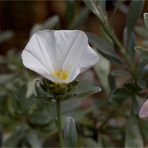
<box><xmin>53</xmin><ymin>69</ymin><xmax>68</xmax><ymax>80</ymax></box>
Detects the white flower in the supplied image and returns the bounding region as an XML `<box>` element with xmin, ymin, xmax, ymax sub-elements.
<box><xmin>22</xmin><ymin>30</ymin><xmax>99</xmax><ymax>84</ymax></box>
<box><xmin>139</xmin><ymin>99</ymin><xmax>148</xmax><ymax>118</ymax></box>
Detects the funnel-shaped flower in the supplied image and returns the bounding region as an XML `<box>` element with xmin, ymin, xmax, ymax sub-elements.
<box><xmin>22</xmin><ymin>30</ymin><xmax>99</xmax><ymax>83</ymax></box>
<box><xmin>139</xmin><ymin>99</ymin><xmax>148</xmax><ymax>118</ymax></box>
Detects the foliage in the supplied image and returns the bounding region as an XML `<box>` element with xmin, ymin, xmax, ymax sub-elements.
<box><xmin>0</xmin><ymin>1</ymin><xmax>148</xmax><ymax>147</ymax></box>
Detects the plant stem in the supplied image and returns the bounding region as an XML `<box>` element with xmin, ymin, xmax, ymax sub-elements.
<box><xmin>56</xmin><ymin>98</ymin><xmax>64</xmax><ymax>147</ymax></box>
<box><xmin>95</xmin><ymin>4</ymin><xmax>136</xmax><ymax>76</ymax></box>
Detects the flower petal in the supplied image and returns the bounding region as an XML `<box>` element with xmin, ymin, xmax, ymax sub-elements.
<box><xmin>79</xmin><ymin>46</ymin><xmax>99</xmax><ymax>72</ymax></box>
<box><xmin>53</xmin><ymin>30</ymin><xmax>81</xmax><ymax>69</ymax></box>
<box><xmin>22</xmin><ymin>49</ymin><xmax>50</xmax><ymax>79</ymax></box>
<box><xmin>24</xmin><ymin>30</ymin><xmax>56</xmax><ymax>73</ymax></box>
<box><xmin>139</xmin><ymin>99</ymin><xmax>148</xmax><ymax>118</ymax></box>
<box><xmin>62</xmin><ymin>30</ymin><xmax>88</xmax><ymax>72</ymax></box>
<box><xmin>65</xmin><ymin>67</ymin><xmax>80</xmax><ymax>83</ymax></box>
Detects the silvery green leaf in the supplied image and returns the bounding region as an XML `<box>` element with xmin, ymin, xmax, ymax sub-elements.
<box><xmin>87</xmin><ymin>32</ymin><xmax>123</xmax><ymax>65</ymax></box>
<box><xmin>108</xmin><ymin>74</ymin><xmax>116</xmax><ymax>92</ymax></box>
<box><xmin>135</xmin><ymin>46</ymin><xmax>148</xmax><ymax>61</ymax></box>
<box><xmin>135</xmin><ymin>26</ymin><xmax>148</xmax><ymax>38</ymax></box>
<box><xmin>72</xmin><ymin>80</ymin><xmax>101</xmax><ymax>98</ymax></box>
<box><xmin>113</xmin><ymin>0</ymin><xmax>125</xmax><ymax>14</ymax></box>
<box><xmin>95</xmin><ymin>53</ymin><xmax>110</xmax><ymax>95</ymax></box>
<box><xmin>42</xmin><ymin>15</ymin><xmax>59</xmax><ymax>29</ymax></box>
<box><xmin>137</xmin><ymin>78</ymin><xmax>147</xmax><ymax>89</ymax></box>
<box><xmin>98</xmin><ymin>134</ymin><xmax>105</xmax><ymax>147</ymax></box>
<box><xmin>68</xmin><ymin>107</ymin><xmax>93</xmax><ymax>122</ymax></box>
<box><xmin>29</xmin><ymin>111</ymin><xmax>51</xmax><ymax>125</ymax></box>
<box><xmin>71</xmin><ymin>7</ymin><xmax>90</xmax><ymax>29</ymax></box>
<box><xmin>144</xmin><ymin>13</ymin><xmax>148</xmax><ymax>29</ymax></box>
<box><xmin>73</xmin><ymin>86</ymin><xmax>101</xmax><ymax>98</ymax></box>
<box><xmin>3</xmin><ymin>130</ymin><xmax>25</xmax><ymax>147</ymax></box>
<box><xmin>0</xmin><ymin>74</ymin><xmax>16</xmax><ymax>85</ymax></box>
<box><xmin>139</xmin><ymin>119</ymin><xmax>148</xmax><ymax>141</ymax></box>
<box><xmin>125</xmin><ymin>116</ymin><xmax>144</xmax><ymax>148</ymax></box>
<box><xmin>26</xmin><ymin>80</ymin><xmax>35</xmax><ymax>97</ymax></box>
<box><xmin>30</xmin><ymin>15</ymin><xmax>59</xmax><ymax>36</ymax></box>
<box><xmin>83</xmin><ymin>0</ymin><xmax>103</xmax><ymax>21</ymax></box>
<box><xmin>127</xmin><ymin>0</ymin><xmax>144</xmax><ymax>38</ymax></box>
<box><xmin>98</xmin><ymin>0</ymin><xmax>106</xmax><ymax>12</ymax></box>
<box><xmin>61</xmin><ymin>98</ymin><xmax>83</xmax><ymax>115</ymax></box>
<box><xmin>64</xmin><ymin>117</ymin><xmax>77</xmax><ymax>147</ymax></box>
<box><xmin>30</xmin><ymin>24</ymin><xmax>42</xmax><ymax>36</ymax></box>
<box><xmin>80</xmin><ymin>137</ymin><xmax>99</xmax><ymax>147</ymax></box>
<box><xmin>26</xmin><ymin>130</ymin><xmax>41</xmax><ymax>148</ymax></box>
<box><xmin>123</xmin><ymin>27</ymin><xmax>136</xmax><ymax>61</ymax></box>
<box><xmin>65</xmin><ymin>0</ymin><xmax>75</xmax><ymax>26</ymax></box>
<box><xmin>0</xmin><ymin>30</ymin><xmax>14</xmax><ymax>44</ymax></box>
<box><xmin>111</xmin><ymin>69</ymin><xmax>129</xmax><ymax>76</ymax></box>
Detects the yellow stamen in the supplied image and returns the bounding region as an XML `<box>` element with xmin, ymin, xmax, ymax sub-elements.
<box><xmin>53</xmin><ymin>69</ymin><xmax>68</xmax><ymax>80</ymax></box>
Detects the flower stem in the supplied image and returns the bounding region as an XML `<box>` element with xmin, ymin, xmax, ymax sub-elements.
<box><xmin>56</xmin><ymin>98</ymin><xmax>64</xmax><ymax>147</ymax></box>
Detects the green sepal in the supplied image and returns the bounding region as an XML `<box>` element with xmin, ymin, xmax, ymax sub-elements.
<box><xmin>35</xmin><ymin>79</ymin><xmax>54</xmax><ymax>101</ymax></box>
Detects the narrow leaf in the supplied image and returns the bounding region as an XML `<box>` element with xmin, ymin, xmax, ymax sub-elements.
<box><xmin>95</xmin><ymin>53</ymin><xmax>110</xmax><ymax>95</ymax></box>
<box><xmin>123</xmin><ymin>27</ymin><xmax>136</xmax><ymax>60</ymax></box>
<box><xmin>144</xmin><ymin>13</ymin><xmax>148</xmax><ymax>29</ymax></box>
<box><xmin>81</xmin><ymin>137</ymin><xmax>99</xmax><ymax>147</ymax></box>
<box><xmin>29</xmin><ymin>111</ymin><xmax>50</xmax><ymax>125</ymax></box>
<box><xmin>3</xmin><ymin>130</ymin><xmax>25</xmax><ymax>147</ymax></box>
<box><xmin>135</xmin><ymin>46</ymin><xmax>148</xmax><ymax>61</ymax></box>
<box><xmin>139</xmin><ymin>119</ymin><xmax>148</xmax><ymax>141</ymax></box>
<box><xmin>71</xmin><ymin>7</ymin><xmax>90</xmax><ymax>29</ymax></box>
<box><xmin>0</xmin><ymin>74</ymin><xmax>16</xmax><ymax>85</ymax></box>
<box><xmin>64</xmin><ymin>117</ymin><xmax>77</xmax><ymax>147</ymax></box>
<box><xmin>73</xmin><ymin>86</ymin><xmax>101</xmax><ymax>98</ymax></box>
<box><xmin>137</xmin><ymin>78</ymin><xmax>147</xmax><ymax>89</ymax></box>
<box><xmin>26</xmin><ymin>130</ymin><xmax>41</xmax><ymax>148</ymax></box>
<box><xmin>87</xmin><ymin>32</ymin><xmax>123</xmax><ymax>65</ymax></box>
<box><xmin>83</xmin><ymin>0</ymin><xmax>102</xmax><ymax>20</ymax></box>
<box><xmin>0</xmin><ymin>30</ymin><xmax>14</xmax><ymax>44</ymax></box>
<box><xmin>65</xmin><ymin>0</ymin><xmax>75</xmax><ymax>26</ymax></box>
<box><xmin>125</xmin><ymin>116</ymin><xmax>144</xmax><ymax>148</ymax></box>
<box><xmin>99</xmin><ymin>0</ymin><xmax>106</xmax><ymax>12</ymax></box>
<box><xmin>135</xmin><ymin>26</ymin><xmax>148</xmax><ymax>38</ymax></box>
<box><xmin>108</xmin><ymin>74</ymin><xmax>116</xmax><ymax>92</ymax></box>
<box><xmin>127</xmin><ymin>0</ymin><xmax>144</xmax><ymax>38</ymax></box>
<box><xmin>113</xmin><ymin>0</ymin><xmax>125</xmax><ymax>14</ymax></box>
<box><xmin>111</xmin><ymin>69</ymin><xmax>129</xmax><ymax>76</ymax></box>
<box><xmin>30</xmin><ymin>15</ymin><xmax>59</xmax><ymax>36</ymax></box>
